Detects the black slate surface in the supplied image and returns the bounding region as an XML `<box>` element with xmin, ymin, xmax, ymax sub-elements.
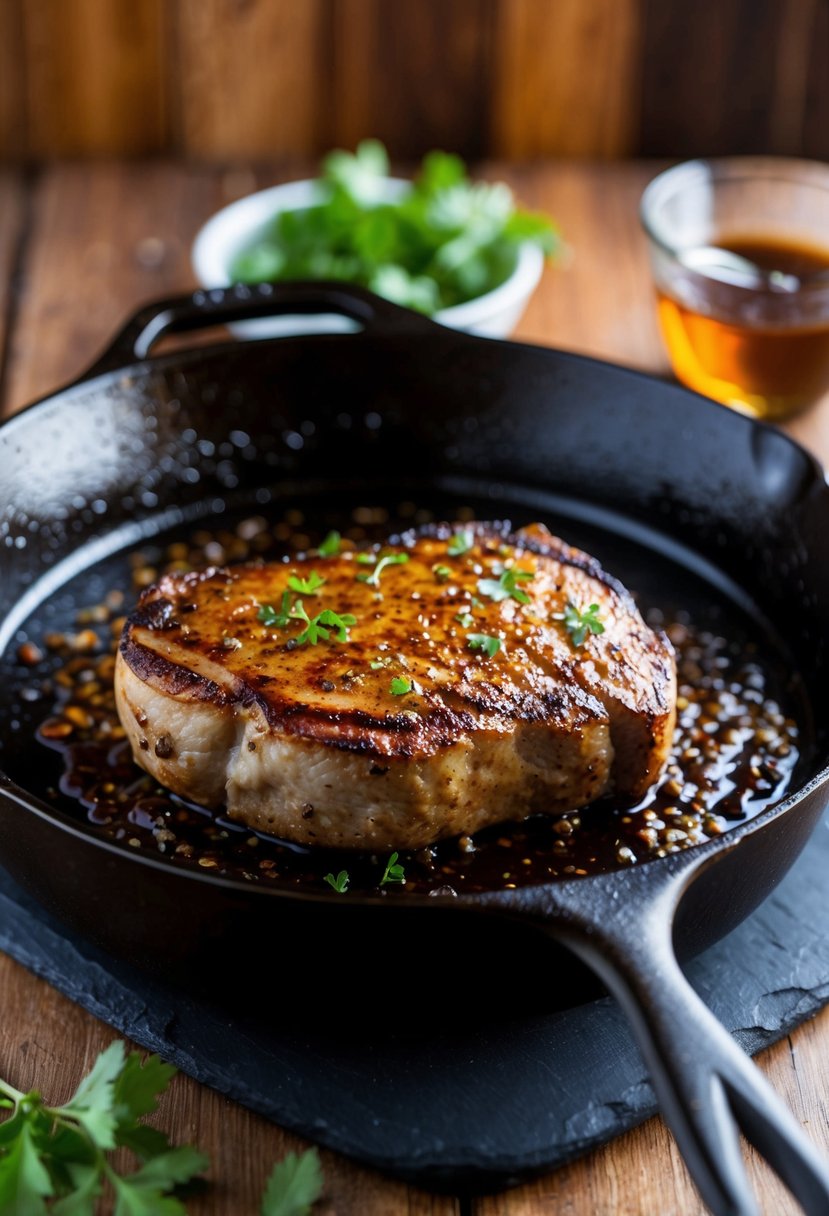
<box><xmin>1</xmin><ymin>812</ymin><xmax>828</xmax><ymax>1193</ymax></box>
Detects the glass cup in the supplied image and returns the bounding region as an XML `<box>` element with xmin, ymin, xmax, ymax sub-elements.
<box><xmin>640</xmin><ymin>157</ymin><xmax>829</xmax><ymax>420</ymax></box>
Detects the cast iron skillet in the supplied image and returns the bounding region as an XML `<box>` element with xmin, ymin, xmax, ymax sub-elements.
<box><xmin>1</xmin><ymin>282</ymin><xmax>829</xmax><ymax>1216</ymax></box>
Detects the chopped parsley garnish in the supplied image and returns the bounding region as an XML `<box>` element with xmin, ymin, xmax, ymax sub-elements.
<box><xmin>563</xmin><ymin>601</ymin><xmax>605</xmax><ymax>647</ymax></box>
<box><xmin>380</xmin><ymin>852</ymin><xmax>406</xmax><ymax>885</ymax></box>
<box><xmin>294</xmin><ymin>607</ymin><xmax>356</xmax><ymax>646</ymax></box>
<box><xmin>317</xmin><ymin>530</ymin><xmax>341</xmax><ymax>557</ymax></box>
<box><xmin>447</xmin><ymin>529</ymin><xmax>475</xmax><ymax>556</ymax></box>
<box><xmin>455</xmin><ymin>610</ymin><xmax>474</xmax><ymax>628</ymax></box>
<box><xmin>432</xmin><ymin>563</ymin><xmax>452</xmax><ymax>583</ymax></box>
<box><xmin>467</xmin><ymin>632</ymin><xmax>502</xmax><ymax>657</ymax></box>
<box><xmin>370</xmin><ymin>657</ymin><xmax>392</xmax><ymax>670</ymax></box>
<box><xmin>258</xmin><ymin>590</ymin><xmax>294</xmax><ymax>627</ymax></box>
<box><xmin>477</xmin><ymin>566</ymin><xmax>535</xmax><ymax>604</ymax></box>
<box><xmin>389</xmin><ymin>676</ymin><xmax>412</xmax><ymax>696</ymax></box>
<box><xmin>356</xmin><ymin>551</ymin><xmax>409</xmax><ymax>586</ymax></box>
<box><xmin>324</xmin><ymin>870</ymin><xmax>350</xmax><ymax>893</ymax></box>
<box><xmin>287</xmin><ymin>570</ymin><xmax>326</xmax><ymax>596</ymax></box>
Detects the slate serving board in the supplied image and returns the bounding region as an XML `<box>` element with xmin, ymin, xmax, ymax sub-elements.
<box><xmin>1</xmin><ymin>811</ymin><xmax>828</xmax><ymax>1194</ymax></box>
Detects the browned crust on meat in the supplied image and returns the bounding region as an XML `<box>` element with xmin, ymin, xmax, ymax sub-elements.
<box><xmin>117</xmin><ymin>522</ymin><xmax>674</xmax><ymax>786</ymax></box>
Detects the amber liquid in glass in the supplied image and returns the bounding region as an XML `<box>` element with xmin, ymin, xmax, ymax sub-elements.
<box><xmin>657</xmin><ymin>235</ymin><xmax>829</xmax><ymax>419</ymax></box>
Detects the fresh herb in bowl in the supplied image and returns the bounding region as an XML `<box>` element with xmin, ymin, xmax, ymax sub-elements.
<box><xmin>229</xmin><ymin>140</ymin><xmax>559</xmax><ymax>316</ymax></box>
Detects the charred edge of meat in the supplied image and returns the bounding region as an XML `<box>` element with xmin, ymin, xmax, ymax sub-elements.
<box><xmin>118</xmin><ymin>633</ymin><xmax>483</xmax><ymax>757</ymax></box>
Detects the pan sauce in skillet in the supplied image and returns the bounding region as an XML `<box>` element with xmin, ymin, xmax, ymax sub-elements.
<box><xmin>3</xmin><ymin>495</ymin><xmax>803</xmax><ymax>896</ymax></box>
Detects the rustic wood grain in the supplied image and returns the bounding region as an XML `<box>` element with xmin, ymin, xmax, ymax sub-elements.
<box><xmin>326</xmin><ymin>0</ymin><xmax>493</xmax><ymax>160</ymax></box>
<box><xmin>0</xmin><ymin>171</ymin><xmax>26</xmax><ymax>402</ymax></box>
<box><xmin>0</xmin><ymin>161</ymin><xmax>277</xmax><ymax>414</ymax></box>
<box><xmin>490</xmin><ymin>0</ymin><xmax>641</xmax><ymax>158</ymax></box>
<box><xmin>639</xmin><ymin>0</ymin><xmax>829</xmax><ymax>160</ymax></box>
<box><xmin>0</xmin><ymin>954</ymin><xmax>458</xmax><ymax>1215</ymax></box>
<box><xmin>174</xmin><ymin>0</ymin><xmax>324</xmax><ymax>160</ymax></box>
<box><xmin>474</xmin><ymin>1009</ymin><xmax>829</xmax><ymax>1215</ymax></box>
<box><xmin>0</xmin><ymin>1</ymin><xmax>25</xmax><ymax>160</ymax></box>
<box><xmin>1</xmin><ymin>160</ymin><xmax>828</xmax><ymax>1215</ymax></box>
<box><xmin>20</xmin><ymin>0</ymin><xmax>168</xmax><ymax>158</ymax></box>
<box><xmin>2</xmin><ymin>2</ymin><xmax>829</xmax><ymax>162</ymax></box>
<box><xmin>507</xmin><ymin>160</ymin><xmax>668</xmax><ymax>373</ymax></box>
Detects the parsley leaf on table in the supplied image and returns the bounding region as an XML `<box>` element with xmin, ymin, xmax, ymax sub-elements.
<box><xmin>0</xmin><ymin>1041</ymin><xmax>208</xmax><ymax>1214</ymax></box>
<box><xmin>260</xmin><ymin>1149</ymin><xmax>324</xmax><ymax>1216</ymax></box>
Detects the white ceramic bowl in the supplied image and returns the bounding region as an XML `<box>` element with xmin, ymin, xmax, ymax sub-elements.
<box><xmin>191</xmin><ymin>178</ymin><xmax>545</xmax><ymax>339</ymax></box>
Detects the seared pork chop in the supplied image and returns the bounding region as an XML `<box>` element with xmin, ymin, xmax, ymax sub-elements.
<box><xmin>115</xmin><ymin>522</ymin><xmax>676</xmax><ymax>849</ymax></box>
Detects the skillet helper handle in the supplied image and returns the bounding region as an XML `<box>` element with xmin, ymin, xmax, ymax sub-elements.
<box><xmin>526</xmin><ymin>864</ymin><xmax>829</xmax><ymax>1216</ymax></box>
<box><xmin>83</xmin><ymin>280</ymin><xmax>440</xmax><ymax>376</ymax></box>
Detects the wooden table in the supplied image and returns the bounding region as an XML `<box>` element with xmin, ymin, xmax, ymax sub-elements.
<box><xmin>1</xmin><ymin>160</ymin><xmax>828</xmax><ymax>1216</ymax></box>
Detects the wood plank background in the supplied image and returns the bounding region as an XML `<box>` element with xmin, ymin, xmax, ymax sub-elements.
<box><xmin>0</xmin><ymin>0</ymin><xmax>827</xmax><ymax>163</ymax></box>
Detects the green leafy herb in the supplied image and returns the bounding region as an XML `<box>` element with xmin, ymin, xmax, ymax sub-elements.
<box><xmin>230</xmin><ymin>140</ymin><xmax>560</xmax><ymax>315</ymax></box>
<box><xmin>477</xmin><ymin>567</ymin><xmax>535</xmax><ymax>604</ymax></box>
<box><xmin>287</xmin><ymin>571</ymin><xmax>326</xmax><ymax>596</ymax></box>
<box><xmin>316</xmin><ymin>530</ymin><xmax>341</xmax><ymax>558</ymax></box>
<box><xmin>389</xmin><ymin>676</ymin><xmax>412</xmax><ymax>696</ymax></box>
<box><xmin>466</xmin><ymin>633</ymin><xmax>502</xmax><ymax>658</ymax></box>
<box><xmin>562</xmin><ymin>601</ymin><xmax>605</xmax><ymax>647</ymax></box>
<box><xmin>432</xmin><ymin>564</ymin><xmax>452</xmax><ymax>583</ymax></box>
<box><xmin>0</xmin><ymin>1041</ymin><xmax>208</xmax><ymax>1215</ymax></box>
<box><xmin>261</xmin><ymin>1148</ymin><xmax>324</xmax><ymax>1216</ymax></box>
<box><xmin>258</xmin><ymin>590</ymin><xmax>294</xmax><ymax>628</ymax></box>
<box><xmin>324</xmin><ymin>870</ymin><xmax>350</xmax><ymax>894</ymax></box>
<box><xmin>356</xmin><ymin>552</ymin><xmax>409</xmax><ymax>587</ymax></box>
<box><xmin>447</xmin><ymin>529</ymin><xmax>474</xmax><ymax>557</ymax></box>
<box><xmin>379</xmin><ymin>852</ymin><xmax>406</xmax><ymax>886</ymax></box>
<box><xmin>294</xmin><ymin>608</ymin><xmax>357</xmax><ymax>646</ymax></box>
<box><xmin>370</xmin><ymin>657</ymin><xmax>391</xmax><ymax>670</ymax></box>
<box><xmin>455</xmin><ymin>610</ymin><xmax>474</xmax><ymax>628</ymax></box>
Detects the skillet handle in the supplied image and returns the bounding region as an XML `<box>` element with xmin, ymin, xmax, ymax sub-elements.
<box><xmin>83</xmin><ymin>281</ymin><xmax>441</xmax><ymax>376</ymax></box>
<box><xmin>517</xmin><ymin>863</ymin><xmax>829</xmax><ymax>1216</ymax></box>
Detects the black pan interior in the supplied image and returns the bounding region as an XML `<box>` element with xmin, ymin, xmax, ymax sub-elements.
<box><xmin>0</xmin><ymin>476</ymin><xmax>815</xmax><ymax>887</ymax></box>
<box><xmin>1</xmin><ymin>319</ymin><xmax>828</xmax><ymax>1014</ymax></box>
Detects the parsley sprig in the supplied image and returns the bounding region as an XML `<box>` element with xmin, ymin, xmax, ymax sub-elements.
<box><xmin>380</xmin><ymin>852</ymin><xmax>406</xmax><ymax>885</ymax></box>
<box><xmin>261</xmin><ymin>1148</ymin><xmax>324</xmax><ymax>1216</ymax></box>
<box><xmin>562</xmin><ymin>601</ymin><xmax>605</xmax><ymax>647</ymax></box>
<box><xmin>0</xmin><ymin>1046</ymin><xmax>326</xmax><ymax>1214</ymax></box>
<box><xmin>447</xmin><ymin>529</ymin><xmax>474</xmax><ymax>557</ymax></box>
<box><xmin>287</xmin><ymin>571</ymin><xmax>326</xmax><ymax>596</ymax></box>
<box><xmin>389</xmin><ymin>676</ymin><xmax>412</xmax><ymax>696</ymax></box>
<box><xmin>477</xmin><ymin>566</ymin><xmax>535</xmax><ymax>604</ymax></box>
<box><xmin>316</xmin><ymin>530</ymin><xmax>341</xmax><ymax>558</ymax></box>
<box><xmin>258</xmin><ymin>591</ymin><xmax>294</xmax><ymax>628</ymax></box>
<box><xmin>291</xmin><ymin>603</ymin><xmax>356</xmax><ymax>646</ymax></box>
<box><xmin>0</xmin><ymin>1040</ymin><xmax>208</xmax><ymax>1214</ymax></box>
<box><xmin>258</xmin><ymin>581</ymin><xmax>356</xmax><ymax>647</ymax></box>
<box><xmin>324</xmin><ymin>870</ymin><xmax>350</xmax><ymax>894</ymax></box>
<box><xmin>467</xmin><ymin>632</ymin><xmax>502</xmax><ymax>657</ymax></box>
<box><xmin>356</xmin><ymin>551</ymin><xmax>409</xmax><ymax>586</ymax></box>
